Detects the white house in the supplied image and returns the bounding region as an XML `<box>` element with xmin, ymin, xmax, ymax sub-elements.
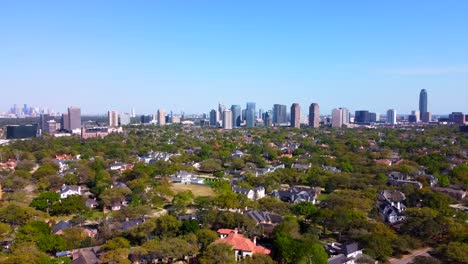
<box><xmin>233</xmin><ymin>186</ymin><xmax>266</xmax><ymax>201</ymax></box>
<box><xmin>59</xmin><ymin>185</ymin><xmax>82</xmax><ymax>199</ymax></box>
<box><xmin>169</xmin><ymin>171</ymin><xmax>205</xmax><ymax>185</ymax></box>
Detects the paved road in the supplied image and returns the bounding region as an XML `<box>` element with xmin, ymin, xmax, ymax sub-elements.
<box><xmin>389</xmin><ymin>248</ymin><xmax>432</xmax><ymax>264</ymax></box>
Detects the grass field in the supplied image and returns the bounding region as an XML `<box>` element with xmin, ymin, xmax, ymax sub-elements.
<box><xmin>171</xmin><ymin>184</ymin><xmax>215</xmax><ymax>197</ymax></box>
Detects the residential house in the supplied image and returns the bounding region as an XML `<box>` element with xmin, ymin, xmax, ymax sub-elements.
<box><xmin>59</xmin><ymin>184</ymin><xmax>82</xmax><ymax>199</ymax></box>
<box><xmin>291</xmin><ymin>163</ymin><xmax>312</xmax><ymax>171</ymax></box>
<box><xmin>244</xmin><ymin>210</ymin><xmax>283</xmax><ymax>225</ymax></box>
<box><xmin>169</xmin><ymin>171</ymin><xmax>205</xmax><ymax>185</ymax></box>
<box><xmin>322</xmin><ymin>166</ymin><xmax>341</xmax><ymax>174</ymax></box>
<box><xmin>120</xmin><ymin>218</ymin><xmax>144</xmax><ymax>232</ymax></box>
<box><xmin>70</xmin><ymin>246</ymin><xmax>101</xmax><ymax>264</ymax></box>
<box><xmin>255</xmin><ymin>164</ymin><xmax>285</xmax><ymax>177</ymax></box>
<box><xmin>378</xmin><ymin>190</ymin><xmax>406</xmax><ymax>224</ymax></box>
<box><xmin>387</xmin><ymin>171</ymin><xmax>423</xmax><ymax>189</ymax></box>
<box><xmin>271</xmin><ymin>186</ymin><xmax>321</xmax><ymax>204</ymax></box>
<box><xmin>232</xmin><ymin>186</ymin><xmax>266</xmax><ymax>201</ymax></box>
<box><xmin>0</xmin><ymin>159</ymin><xmax>17</xmax><ymax>172</ymax></box>
<box><xmin>52</xmin><ymin>221</ymin><xmax>72</xmax><ymax>235</ymax></box>
<box><xmin>325</xmin><ymin>242</ymin><xmax>364</xmax><ymax>264</ymax></box>
<box><xmin>215</xmin><ymin>229</ymin><xmax>271</xmax><ymax>261</ymax></box>
<box><xmin>231</xmin><ymin>150</ymin><xmax>245</xmax><ymax>158</ymax></box>
<box><xmin>85</xmin><ymin>198</ymin><xmax>99</xmax><ymax>209</ymax></box>
<box><xmin>109</xmin><ymin>162</ymin><xmax>134</xmax><ymax>172</ymax></box>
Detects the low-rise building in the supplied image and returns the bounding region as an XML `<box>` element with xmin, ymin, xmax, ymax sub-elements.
<box><xmin>169</xmin><ymin>171</ymin><xmax>205</xmax><ymax>185</ymax></box>
<box><xmin>215</xmin><ymin>229</ymin><xmax>271</xmax><ymax>261</ymax></box>
<box><xmin>325</xmin><ymin>242</ymin><xmax>363</xmax><ymax>264</ymax></box>
<box><xmin>271</xmin><ymin>186</ymin><xmax>321</xmax><ymax>204</ymax></box>
<box><xmin>378</xmin><ymin>190</ymin><xmax>406</xmax><ymax>224</ymax></box>
<box><xmin>233</xmin><ymin>186</ymin><xmax>265</xmax><ymax>200</ymax></box>
<box><xmin>58</xmin><ymin>184</ymin><xmax>82</xmax><ymax>199</ymax></box>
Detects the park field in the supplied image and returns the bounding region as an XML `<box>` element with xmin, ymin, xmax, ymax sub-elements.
<box><xmin>171</xmin><ymin>184</ymin><xmax>215</xmax><ymax>197</ymax></box>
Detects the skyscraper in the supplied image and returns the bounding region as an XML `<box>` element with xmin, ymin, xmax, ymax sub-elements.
<box><xmin>223</xmin><ymin>110</ymin><xmax>233</xmax><ymax>130</ymax></box>
<box><xmin>419</xmin><ymin>89</ymin><xmax>428</xmax><ymax>113</ymax></box>
<box><xmin>68</xmin><ymin>107</ymin><xmax>81</xmax><ymax>131</ymax></box>
<box><xmin>246</xmin><ymin>108</ymin><xmax>255</xmax><ymax>128</ymax></box>
<box><xmin>209</xmin><ymin>109</ymin><xmax>218</xmax><ymax>126</ymax></box>
<box><xmin>39</xmin><ymin>114</ymin><xmax>54</xmax><ymax>131</ymax></box>
<box><xmin>131</xmin><ymin>107</ymin><xmax>136</xmax><ymax>118</ymax></box>
<box><xmin>354</xmin><ymin>110</ymin><xmax>370</xmax><ymax>124</ymax></box>
<box><xmin>264</xmin><ymin>111</ymin><xmax>272</xmax><ymax>127</ymax></box>
<box><xmin>290</xmin><ymin>103</ymin><xmax>301</xmax><ymax>128</ymax></box>
<box><xmin>331</xmin><ymin>108</ymin><xmax>344</xmax><ymax>128</ymax></box>
<box><xmin>218</xmin><ymin>103</ymin><xmax>226</xmax><ymax>123</ymax></box>
<box><xmin>108</xmin><ymin>110</ymin><xmax>119</xmax><ymax>127</ymax></box>
<box><xmin>308</xmin><ymin>103</ymin><xmax>320</xmax><ymax>128</ymax></box>
<box><xmin>387</xmin><ymin>109</ymin><xmax>397</xmax><ymax>125</ymax></box>
<box><xmin>273</xmin><ymin>104</ymin><xmax>287</xmax><ymax>125</ymax></box>
<box><xmin>61</xmin><ymin>113</ymin><xmax>70</xmax><ymax>131</ymax></box>
<box><xmin>246</xmin><ymin>102</ymin><xmax>256</xmax><ymax>118</ymax></box>
<box><xmin>332</xmin><ymin>107</ymin><xmax>349</xmax><ymax>128</ymax></box>
<box><xmin>157</xmin><ymin>109</ymin><xmax>166</xmax><ymax>126</ymax></box>
<box><xmin>231</xmin><ymin>105</ymin><xmax>242</xmax><ymax>128</ymax></box>
<box><xmin>120</xmin><ymin>113</ymin><xmax>131</xmax><ymax>126</ymax></box>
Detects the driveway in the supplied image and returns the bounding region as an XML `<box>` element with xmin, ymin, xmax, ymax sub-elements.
<box><xmin>389</xmin><ymin>248</ymin><xmax>432</xmax><ymax>264</ymax></box>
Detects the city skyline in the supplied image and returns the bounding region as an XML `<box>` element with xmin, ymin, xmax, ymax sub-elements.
<box><xmin>1</xmin><ymin>1</ymin><xmax>467</xmax><ymax>114</ymax></box>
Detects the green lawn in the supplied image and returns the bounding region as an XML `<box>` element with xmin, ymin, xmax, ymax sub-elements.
<box><xmin>171</xmin><ymin>184</ymin><xmax>215</xmax><ymax>197</ymax></box>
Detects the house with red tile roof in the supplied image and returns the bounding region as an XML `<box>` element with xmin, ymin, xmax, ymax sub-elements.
<box><xmin>215</xmin><ymin>229</ymin><xmax>270</xmax><ymax>261</ymax></box>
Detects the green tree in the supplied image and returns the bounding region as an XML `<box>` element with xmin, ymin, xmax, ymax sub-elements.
<box><xmin>196</xmin><ymin>228</ymin><xmax>219</xmax><ymax>250</ymax></box>
<box><xmin>172</xmin><ymin>190</ymin><xmax>194</xmax><ymax>212</ymax></box>
<box><xmin>199</xmin><ymin>243</ymin><xmax>236</xmax><ymax>264</ymax></box>
<box><xmin>103</xmin><ymin>237</ymin><xmax>131</xmax><ymax>251</ymax></box>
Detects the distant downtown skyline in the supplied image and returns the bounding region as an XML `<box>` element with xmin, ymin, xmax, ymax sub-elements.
<box><xmin>3</xmin><ymin>88</ymin><xmax>464</xmax><ymax>117</ymax></box>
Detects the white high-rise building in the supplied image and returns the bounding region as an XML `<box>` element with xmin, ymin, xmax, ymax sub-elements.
<box><xmin>331</xmin><ymin>107</ymin><xmax>349</xmax><ymax>128</ymax></box>
<box><xmin>411</xmin><ymin>110</ymin><xmax>420</xmax><ymax>122</ymax></box>
<box><xmin>157</xmin><ymin>109</ymin><xmax>166</xmax><ymax>126</ymax></box>
<box><xmin>218</xmin><ymin>103</ymin><xmax>226</xmax><ymax>123</ymax></box>
<box><xmin>223</xmin><ymin>110</ymin><xmax>233</xmax><ymax>130</ymax></box>
<box><xmin>387</xmin><ymin>109</ymin><xmax>397</xmax><ymax>125</ymax></box>
<box><xmin>131</xmin><ymin>107</ymin><xmax>136</xmax><ymax>118</ymax></box>
<box><xmin>108</xmin><ymin>110</ymin><xmax>119</xmax><ymax>127</ymax></box>
<box><xmin>120</xmin><ymin>113</ymin><xmax>131</xmax><ymax>126</ymax></box>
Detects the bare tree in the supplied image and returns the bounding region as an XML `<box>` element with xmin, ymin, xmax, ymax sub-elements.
<box><xmin>13</xmin><ymin>150</ymin><xmax>22</xmax><ymax>161</ymax></box>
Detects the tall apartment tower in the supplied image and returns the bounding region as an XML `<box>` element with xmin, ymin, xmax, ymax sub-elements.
<box><xmin>120</xmin><ymin>113</ymin><xmax>131</xmax><ymax>126</ymax></box>
<box><xmin>290</xmin><ymin>103</ymin><xmax>301</xmax><ymax>128</ymax></box>
<box><xmin>68</xmin><ymin>107</ymin><xmax>81</xmax><ymax>131</ymax></box>
<box><xmin>218</xmin><ymin>103</ymin><xmax>226</xmax><ymax>123</ymax></box>
<box><xmin>231</xmin><ymin>105</ymin><xmax>242</xmax><ymax>128</ymax></box>
<box><xmin>157</xmin><ymin>109</ymin><xmax>166</xmax><ymax>126</ymax></box>
<box><xmin>246</xmin><ymin>102</ymin><xmax>256</xmax><ymax>119</ymax></box>
<box><xmin>108</xmin><ymin>110</ymin><xmax>119</xmax><ymax>127</ymax></box>
<box><xmin>419</xmin><ymin>89</ymin><xmax>431</xmax><ymax>122</ymax></box>
<box><xmin>308</xmin><ymin>103</ymin><xmax>320</xmax><ymax>128</ymax></box>
<box><xmin>246</xmin><ymin>108</ymin><xmax>255</xmax><ymax>128</ymax></box>
<box><xmin>209</xmin><ymin>109</ymin><xmax>218</xmax><ymax>126</ymax></box>
<box><xmin>61</xmin><ymin>113</ymin><xmax>70</xmax><ymax>131</ymax></box>
<box><xmin>331</xmin><ymin>107</ymin><xmax>349</xmax><ymax>128</ymax></box>
<box><xmin>264</xmin><ymin>111</ymin><xmax>273</xmax><ymax>127</ymax></box>
<box><xmin>419</xmin><ymin>89</ymin><xmax>428</xmax><ymax>113</ymax></box>
<box><xmin>387</xmin><ymin>109</ymin><xmax>397</xmax><ymax>125</ymax></box>
<box><xmin>273</xmin><ymin>104</ymin><xmax>287</xmax><ymax>125</ymax></box>
<box><xmin>331</xmin><ymin>108</ymin><xmax>344</xmax><ymax>128</ymax></box>
<box><xmin>223</xmin><ymin>110</ymin><xmax>233</xmax><ymax>130</ymax></box>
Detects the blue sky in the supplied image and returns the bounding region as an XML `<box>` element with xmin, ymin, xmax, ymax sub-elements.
<box><xmin>1</xmin><ymin>0</ymin><xmax>467</xmax><ymax>115</ymax></box>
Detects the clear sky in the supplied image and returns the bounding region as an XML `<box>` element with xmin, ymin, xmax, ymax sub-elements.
<box><xmin>1</xmin><ymin>0</ymin><xmax>467</xmax><ymax>115</ymax></box>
